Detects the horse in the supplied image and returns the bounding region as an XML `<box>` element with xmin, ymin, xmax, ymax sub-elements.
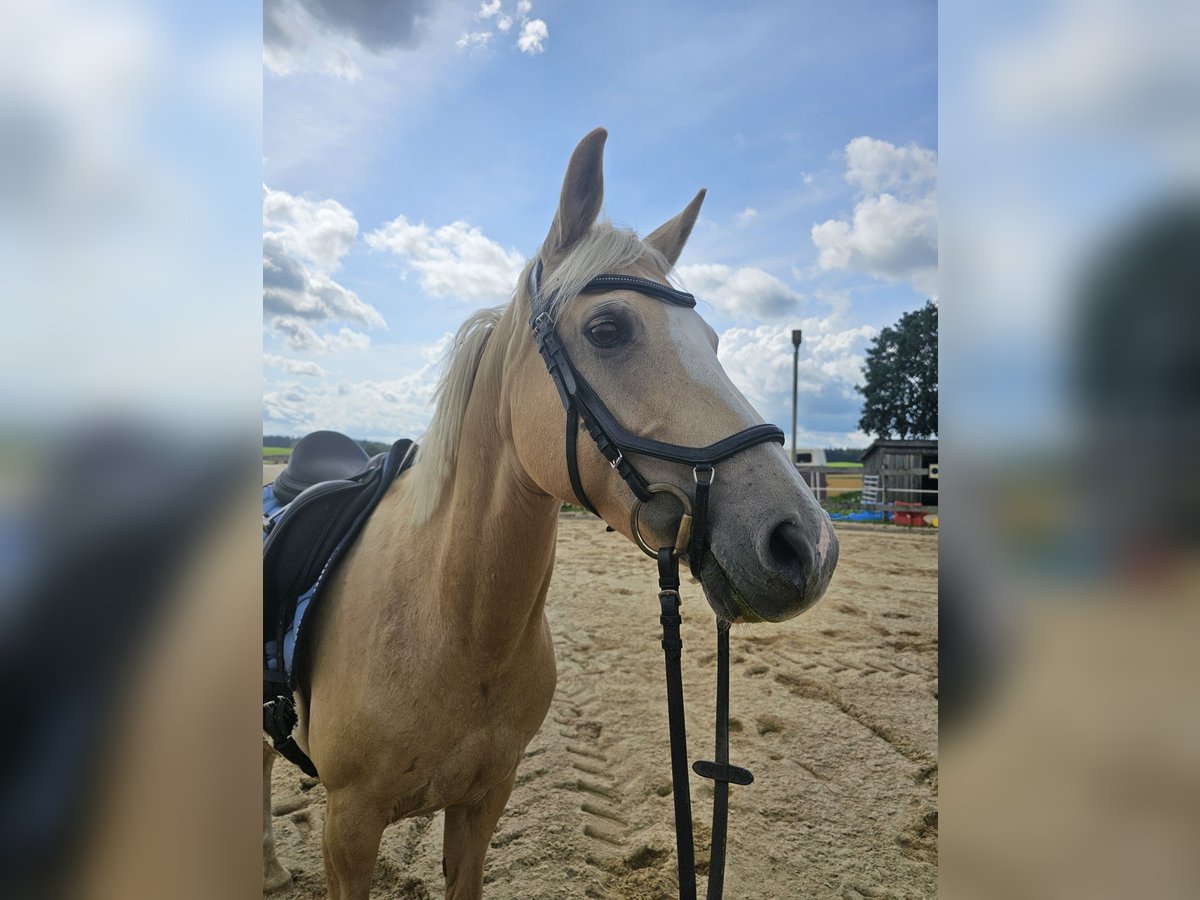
<box><xmin>263</xmin><ymin>127</ymin><xmax>839</xmax><ymax>899</ymax></box>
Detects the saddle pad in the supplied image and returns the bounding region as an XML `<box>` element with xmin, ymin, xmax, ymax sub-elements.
<box><xmin>263</xmin><ymin>437</ymin><xmax>416</xmax><ymax>696</ymax></box>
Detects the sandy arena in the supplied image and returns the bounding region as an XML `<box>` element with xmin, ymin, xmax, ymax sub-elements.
<box><xmin>266</xmin><ymin>514</ymin><xmax>938</xmax><ymax>899</ymax></box>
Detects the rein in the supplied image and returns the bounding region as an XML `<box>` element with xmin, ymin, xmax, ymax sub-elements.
<box><xmin>527</xmin><ymin>262</ymin><xmax>781</xmax><ymax>898</ymax></box>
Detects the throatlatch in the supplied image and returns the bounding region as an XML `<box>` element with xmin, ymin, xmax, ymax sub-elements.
<box><xmin>526</xmin><ymin>260</ymin><xmax>771</xmax><ymax>898</ymax></box>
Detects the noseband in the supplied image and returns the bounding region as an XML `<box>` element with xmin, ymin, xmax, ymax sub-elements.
<box><xmin>528</xmin><ymin>261</ymin><xmax>783</xmax><ymax>899</ymax></box>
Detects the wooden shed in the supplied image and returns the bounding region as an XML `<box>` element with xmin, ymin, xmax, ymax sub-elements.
<box><xmin>860</xmin><ymin>439</ymin><xmax>938</xmax><ymax>514</ymax></box>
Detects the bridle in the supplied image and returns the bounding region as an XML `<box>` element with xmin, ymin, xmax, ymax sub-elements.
<box><xmin>528</xmin><ymin>261</ymin><xmax>783</xmax><ymax>577</ymax></box>
<box><xmin>527</xmin><ymin>260</ymin><xmax>784</xmax><ymax>899</ymax></box>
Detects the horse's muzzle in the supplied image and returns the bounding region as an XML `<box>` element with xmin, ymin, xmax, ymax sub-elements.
<box><xmin>706</xmin><ymin>511</ymin><xmax>838</xmax><ymax>623</ymax></box>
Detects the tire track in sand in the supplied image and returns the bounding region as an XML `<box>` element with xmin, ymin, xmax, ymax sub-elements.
<box><xmin>556</xmin><ymin>669</ymin><xmax>631</xmax><ymax>857</ymax></box>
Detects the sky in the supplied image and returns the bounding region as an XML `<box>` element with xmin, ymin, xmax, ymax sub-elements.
<box><xmin>262</xmin><ymin>0</ymin><xmax>937</xmax><ymax>447</ymax></box>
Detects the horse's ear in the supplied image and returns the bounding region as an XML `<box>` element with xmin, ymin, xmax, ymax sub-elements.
<box><xmin>644</xmin><ymin>189</ymin><xmax>706</xmax><ymax>267</ymax></box>
<box><xmin>544</xmin><ymin>128</ymin><xmax>607</xmax><ymax>258</ymax></box>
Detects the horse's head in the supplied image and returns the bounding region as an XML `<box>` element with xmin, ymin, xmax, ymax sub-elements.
<box><xmin>508</xmin><ymin>128</ymin><xmax>837</xmax><ymax>622</ymax></box>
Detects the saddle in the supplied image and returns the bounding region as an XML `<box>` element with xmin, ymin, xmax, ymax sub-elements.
<box><xmin>262</xmin><ymin>431</ymin><xmax>418</xmax><ymax>776</ymax></box>
<box><xmin>270</xmin><ymin>430</ymin><xmax>374</xmax><ymax>503</ymax></box>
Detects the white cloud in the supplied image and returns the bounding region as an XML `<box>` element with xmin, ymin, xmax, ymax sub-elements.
<box><xmin>262</xmin><ymin>185</ymin><xmax>385</xmax><ymax>359</ymax></box>
<box><xmin>455</xmin><ymin>31</ymin><xmax>493</xmax><ymax>50</ymax></box>
<box><xmin>716</xmin><ymin>308</ymin><xmax>879</xmax><ymax>445</ymax></box>
<box><xmin>843</xmin><ymin>136</ymin><xmax>937</xmax><ymax>196</ymax></box>
<box><xmin>516</xmin><ymin>19</ymin><xmax>548</xmax><ymax>54</ymax></box>
<box><xmin>677</xmin><ymin>264</ymin><xmax>803</xmax><ymax>319</ymax></box>
<box><xmin>264</xmin><ymin>353</ymin><xmax>327</xmax><ymax>377</ymax></box>
<box><xmin>811</xmin><ymin>136</ymin><xmax>938</xmax><ymax>296</ymax></box>
<box><xmin>263</xmin><ymin>234</ymin><xmax>386</xmax><ymax>327</ymax></box>
<box><xmin>268</xmin><ymin>316</ymin><xmax>373</xmax><ymax>354</ymax></box>
<box><xmin>263</xmin><ymin>184</ymin><xmax>358</xmax><ymax>272</ymax></box>
<box><xmin>457</xmin><ymin>1</ymin><xmax>546</xmax><ymax>55</ymax></box>
<box><xmin>263</xmin><ymin>337</ymin><xmax>450</xmax><ymax>438</ymax></box>
<box><xmin>366</xmin><ymin>215</ymin><xmax>525</xmax><ymax>301</ymax></box>
<box><xmin>811</xmin><ymin>193</ymin><xmax>938</xmax><ymax>295</ymax></box>
<box><xmin>735</xmin><ymin>207</ymin><xmax>758</xmax><ymax>227</ymax></box>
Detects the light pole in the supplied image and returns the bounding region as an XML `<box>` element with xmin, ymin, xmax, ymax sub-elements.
<box><xmin>791</xmin><ymin>328</ymin><xmax>802</xmax><ymax>464</ymax></box>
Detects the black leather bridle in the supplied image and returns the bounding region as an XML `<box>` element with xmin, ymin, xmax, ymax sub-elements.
<box><xmin>528</xmin><ymin>261</ymin><xmax>784</xmax><ymax>577</ymax></box>
<box><xmin>527</xmin><ymin>260</ymin><xmax>784</xmax><ymax>899</ymax></box>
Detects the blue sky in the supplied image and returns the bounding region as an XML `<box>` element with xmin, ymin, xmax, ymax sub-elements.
<box><xmin>263</xmin><ymin>0</ymin><xmax>937</xmax><ymax>446</ymax></box>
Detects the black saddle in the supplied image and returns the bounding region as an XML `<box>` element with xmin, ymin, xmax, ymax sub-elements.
<box><xmin>263</xmin><ymin>433</ymin><xmax>418</xmax><ymax>776</ymax></box>
<box><xmin>272</xmin><ymin>430</ymin><xmax>373</xmax><ymax>504</ymax></box>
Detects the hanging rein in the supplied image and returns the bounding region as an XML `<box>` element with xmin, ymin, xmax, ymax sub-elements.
<box><xmin>528</xmin><ymin>262</ymin><xmax>784</xmax><ymax>899</ymax></box>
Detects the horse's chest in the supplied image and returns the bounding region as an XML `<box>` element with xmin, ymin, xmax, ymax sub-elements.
<box><xmin>396</xmin><ymin>647</ymin><xmax>556</xmax><ymax>809</ymax></box>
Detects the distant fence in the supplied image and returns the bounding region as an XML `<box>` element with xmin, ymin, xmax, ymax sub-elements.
<box><xmin>861</xmin><ymin>466</ymin><xmax>939</xmax><ymax>515</ymax></box>
<box><xmin>795</xmin><ymin>467</ymin><xmax>864</xmax><ymax>502</ymax></box>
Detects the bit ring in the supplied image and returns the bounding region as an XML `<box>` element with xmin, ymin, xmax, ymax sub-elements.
<box><xmin>631</xmin><ymin>483</ymin><xmax>694</xmax><ymax>559</ymax></box>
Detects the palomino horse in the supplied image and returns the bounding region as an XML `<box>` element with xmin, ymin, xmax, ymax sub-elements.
<box><xmin>263</xmin><ymin>128</ymin><xmax>839</xmax><ymax>899</ymax></box>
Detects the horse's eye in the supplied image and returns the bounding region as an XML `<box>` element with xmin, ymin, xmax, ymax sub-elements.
<box><xmin>585</xmin><ymin>317</ymin><xmax>625</xmax><ymax>348</ymax></box>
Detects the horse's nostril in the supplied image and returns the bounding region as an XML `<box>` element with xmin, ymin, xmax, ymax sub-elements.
<box><xmin>765</xmin><ymin>521</ymin><xmax>812</xmax><ymax>585</ymax></box>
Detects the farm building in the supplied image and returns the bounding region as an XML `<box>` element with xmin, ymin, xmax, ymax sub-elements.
<box><xmin>860</xmin><ymin>439</ymin><xmax>938</xmax><ymax>516</ymax></box>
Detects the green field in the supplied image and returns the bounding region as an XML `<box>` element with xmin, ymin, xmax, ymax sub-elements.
<box><xmin>826</xmin><ymin>461</ymin><xmax>863</xmax><ymax>468</ymax></box>
<box><xmin>263</xmin><ymin>447</ymin><xmax>291</xmax><ymax>458</ymax></box>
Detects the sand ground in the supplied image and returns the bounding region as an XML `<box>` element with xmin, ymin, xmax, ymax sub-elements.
<box><xmin>266</xmin><ymin>512</ymin><xmax>938</xmax><ymax>899</ymax></box>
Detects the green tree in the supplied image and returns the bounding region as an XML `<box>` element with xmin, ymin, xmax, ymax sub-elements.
<box><xmin>857</xmin><ymin>300</ymin><xmax>938</xmax><ymax>439</ymax></box>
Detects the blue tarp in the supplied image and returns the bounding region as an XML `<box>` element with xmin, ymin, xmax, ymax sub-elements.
<box><xmin>828</xmin><ymin>510</ymin><xmax>886</xmax><ymax>522</ymax></box>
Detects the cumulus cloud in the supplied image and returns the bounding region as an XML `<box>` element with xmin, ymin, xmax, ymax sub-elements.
<box><xmin>459</xmin><ymin>1</ymin><xmax>547</xmax><ymax>55</ymax></box>
<box><xmin>735</xmin><ymin>207</ymin><xmax>759</xmax><ymax>227</ymax></box>
<box><xmin>263</xmin><ymin>184</ymin><xmax>358</xmax><ymax>272</ymax></box>
<box><xmin>717</xmin><ymin>310</ymin><xmax>879</xmax><ymax>444</ymax></box>
<box><xmin>262</xmin><ymin>184</ymin><xmax>384</xmax><ymax>359</ymax></box>
<box><xmin>517</xmin><ymin>18</ymin><xmax>548</xmax><ymax>54</ymax></box>
<box><xmin>678</xmin><ymin>264</ymin><xmax>803</xmax><ymax>319</ymax></box>
<box><xmin>263</xmin><ymin>335</ymin><xmax>451</xmax><ymax>438</ymax></box>
<box><xmin>264</xmin><ymin>353</ymin><xmax>326</xmax><ymax>377</ymax></box>
<box><xmin>263</xmin><ymin>234</ymin><xmax>385</xmax><ymax>327</ymax></box>
<box><xmin>455</xmin><ymin>31</ymin><xmax>492</xmax><ymax>50</ymax></box>
<box><xmin>811</xmin><ymin>136</ymin><xmax>938</xmax><ymax>296</ymax></box>
<box><xmin>267</xmin><ymin>317</ymin><xmax>373</xmax><ymax>354</ymax></box>
<box><xmin>366</xmin><ymin>215</ymin><xmax>525</xmax><ymax>301</ymax></box>
<box><xmin>264</xmin><ymin>0</ymin><xmax>431</xmax><ymax>77</ymax></box>
<box><xmin>843</xmin><ymin>136</ymin><xmax>937</xmax><ymax>196</ymax></box>
<box><xmin>811</xmin><ymin>194</ymin><xmax>938</xmax><ymax>295</ymax></box>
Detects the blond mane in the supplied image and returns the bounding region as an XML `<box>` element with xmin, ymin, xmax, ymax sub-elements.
<box><xmin>536</xmin><ymin>219</ymin><xmax>672</xmax><ymax>318</ymax></box>
<box><xmin>408</xmin><ymin>305</ymin><xmax>504</xmax><ymax>524</ymax></box>
<box><xmin>408</xmin><ymin>220</ymin><xmax>673</xmax><ymax>522</ymax></box>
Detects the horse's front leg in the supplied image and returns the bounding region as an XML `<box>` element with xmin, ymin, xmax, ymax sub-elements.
<box><xmin>322</xmin><ymin>786</ymin><xmax>389</xmax><ymax>900</ymax></box>
<box><xmin>441</xmin><ymin>769</ymin><xmax>518</xmax><ymax>900</ymax></box>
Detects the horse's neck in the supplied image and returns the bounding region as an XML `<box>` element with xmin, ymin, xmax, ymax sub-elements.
<box><xmin>417</xmin><ymin>311</ymin><xmax>560</xmax><ymax>661</ymax></box>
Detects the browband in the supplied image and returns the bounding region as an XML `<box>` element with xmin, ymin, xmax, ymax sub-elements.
<box><xmin>580</xmin><ymin>273</ymin><xmax>697</xmax><ymax>308</ymax></box>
